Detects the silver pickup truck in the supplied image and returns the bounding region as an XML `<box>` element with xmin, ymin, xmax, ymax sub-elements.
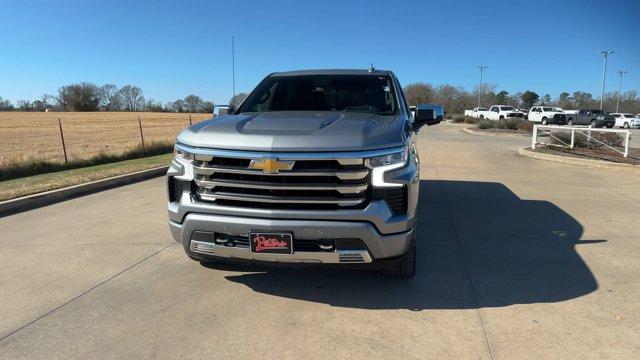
<box><xmin>166</xmin><ymin>69</ymin><xmax>440</xmax><ymax>278</ymax></box>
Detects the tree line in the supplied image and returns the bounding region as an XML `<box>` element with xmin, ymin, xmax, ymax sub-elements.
<box><xmin>402</xmin><ymin>83</ymin><xmax>640</xmax><ymax>115</ymax></box>
<box><xmin>0</xmin><ymin>82</ymin><xmax>215</xmax><ymax>113</ymax></box>
<box><xmin>2</xmin><ymin>82</ymin><xmax>639</xmax><ymax>115</ymax></box>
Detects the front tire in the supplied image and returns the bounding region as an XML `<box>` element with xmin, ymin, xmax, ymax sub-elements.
<box><xmin>624</xmin><ymin>122</ymin><xmax>630</xmax><ymax>129</ymax></box>
<box><xmin>568</xmin><ymin>119</ymin><xmax>574</xmax><ymax>126</ymax></box>
<box><xmin>382</xmin><ymin>233</ymin><xmax>416</xmax><ymax>279</ymax></box>
<box><xmin>479</xmin><ymin>115</ymin><xmax>484</xmax><ymax>120</ymax></box>
<box><xmin>541</xmin><ymin>117</ymin><xmax>548</xmax><ymax>125</ymax></box>
<box><xmin>591</xmin><ymin>120</ymin><xmax>598</xmax><ymax>128</ymax></box>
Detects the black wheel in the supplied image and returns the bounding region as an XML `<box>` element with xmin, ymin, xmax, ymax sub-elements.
<box><xmin>541</xmin><ymin>117</ymin><xmax>548</xmax><ymax>125</ymax></box>
<box><xmin>591</xmin><ymin>120</ymin><xmax>597</xmax><ymax>128</ymax></box>
<box><xmin>382</xmin><ymin>232</ymin><xmax>416</xmax><ymax>279</ymax></box>
<box><xmin>624</xmin><ymin>122</ymin><xmax>630</xmax><ymax>129</ymax></box>
<box><xmin>499</xmin><ymin>115</ymin><xmax>504</xmax><ymax>120</ymax></box>
<box><xmin>479</xmin><ymin>115</ymin><xmax>484</xmax><ymax>120</ymax></box>
<box><xmin>568</xmin><ymin>119</ymin><xmax>574</xmax><ymax>126</ymax></box>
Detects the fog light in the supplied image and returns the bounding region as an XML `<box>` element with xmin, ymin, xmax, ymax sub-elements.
<box><xmin>215</xmin><ymin>234</ymin><xmax>231</xmax><ymax>244</ymax></box>
<box><xmin>318</xmin><ymin>240</ymin><xmax>334</xmax><ymax>250</ymax></box>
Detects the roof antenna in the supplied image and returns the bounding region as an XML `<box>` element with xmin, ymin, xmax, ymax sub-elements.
<box><xmin>368</xmin><ymin>64</ymin><xmax>375</xmax><ymax>73</ymax></box>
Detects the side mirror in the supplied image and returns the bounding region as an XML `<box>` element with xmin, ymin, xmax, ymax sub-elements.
<box><xmin>413</xmin><ymin>108</ymin><xmax>440</xmax><ymax>131</ymax></box>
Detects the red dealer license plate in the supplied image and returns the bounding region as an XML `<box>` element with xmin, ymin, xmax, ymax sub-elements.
<box><xmin>249</xmin><ymin>232</ymin><xmax>293</xmax><ymax>254</ymax></box>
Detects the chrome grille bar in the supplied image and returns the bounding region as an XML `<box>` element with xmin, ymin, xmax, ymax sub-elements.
<box><xmin>194</xmin><ymin>178</ymin><xmax>368</xmax><ymax>194</ymax></box>
<box><xmin>189</xmin><ymin>150</ymin><xmax>372</xmax><ymax>210</ymax></box>
<box><xmin>199</xmin><ymin>192</ymin><xmax>365</xmax><ymax>207</ymax></box>
<box><xmin>193</xmin><ymin>165</ymin><xmax>368</xmax><ymax>180</ymax></box>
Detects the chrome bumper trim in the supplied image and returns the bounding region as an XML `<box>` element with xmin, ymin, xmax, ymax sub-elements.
<box><xmin>190</xmin><ymin>240</ymin><xmax>372</xmax><ymax>264</ymax></box>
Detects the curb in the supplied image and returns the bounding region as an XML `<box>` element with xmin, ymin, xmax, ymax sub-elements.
<box><xmin>462</xmin><ymin>127</ymin><xmax>531</xmax><ymax>137</ymax></box>
<box><xmin>0</xmin><ymin>166</ymin><xmax>169</xmax><ymax>217</ymax></box>
<box><xmin>518</xmin><ymin>147</ymin><xmax>640</xmax><ymax>173</ymax></box>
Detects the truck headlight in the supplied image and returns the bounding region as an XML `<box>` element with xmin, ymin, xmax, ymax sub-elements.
<box><xmin>367</xmin><ymin>147</ymin><xmax>408</xmax><ymax>188</ymax></box>
<box><xmin>173</xmin><ymin>146</ymin><xmax>194</xmax><ymax>162</ymax></box>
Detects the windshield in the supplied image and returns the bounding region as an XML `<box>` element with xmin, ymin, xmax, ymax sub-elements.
<box><xmin>543</xmin><ymin>107</ymin><xmax>555</xmax><ymax>111</ymax></box>
<box><xmin>590</xmin><ymin>110</ymin><xmax>605</xmax><ymax>115</ymax></box>
<box><xmin>238</xmin><ymin>75</ymin><xmax>398</xmax><ymax>115</ymax></box>
<box><xmin>624</xmin><ymin>114</ymin><xmax>634</xmax><ymax>118</ymax></box>
<box><xmin>500</xmin><ymin>106</ymin><xmax>514</xmax><ymax>111</ymax></box>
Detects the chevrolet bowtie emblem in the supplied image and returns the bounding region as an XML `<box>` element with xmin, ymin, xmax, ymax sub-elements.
<box><xmin>248</xmin><ymin>157</ymin><xmax>295</xmax><ymax>174</ymax></box>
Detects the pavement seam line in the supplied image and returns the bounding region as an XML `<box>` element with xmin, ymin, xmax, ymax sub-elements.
<box><xmin>0</xmin><ymin>242</ymin><xmax>176</xmax><ymax>342</ymax></box>
<box><xmin>427</xmin><ymin>146</ymin><xmax>496</xmax><ymax>360</ymax></box>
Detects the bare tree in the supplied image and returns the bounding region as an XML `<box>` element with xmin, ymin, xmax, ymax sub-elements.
<box><xmin>229</xmin><ymin>93</ymin><xmax>248</xmax><ymax>108</ymax></box>
<box><xmin>100</xmin><ymin>84</ymin><xmax>121</xmax><ymax>111</ymax></box>
<box><xmin>184</xmin><ymin>95</ymin><xmax>204</xmax><ymax>113</ymax></box>
<box><xmin>17</xmin><ymin>100</ymin><xmax>33</xmax><ymax>111</ymax></box>
<box><xmin>0</xmin><ymin>96</ymin><xmax>14</xmax><ymax>111</ymax></box>
<box><xmin>57</xmin><ymin>82</ymin><xmax>102</xmax><ymax>111</ymax></box>
<box><xmin>118</xmin><ymin>85</ymin><xmax>145</xmax><ymax>111</ymax></box>
<box><xmin>403</xmin><ymin>83</ymin><xmax>433</xmax><ymax>105</ymax></box>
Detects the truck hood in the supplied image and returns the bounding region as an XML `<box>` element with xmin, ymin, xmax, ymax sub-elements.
<box><xmin>177</xmin><ymin>111</ymin><xmax>406</xmax><ymax>152</ymax></box>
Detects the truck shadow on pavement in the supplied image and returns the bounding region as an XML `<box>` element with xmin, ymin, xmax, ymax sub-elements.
<box><xmin>218</xmin><ymin>180</ymin><xmax>602</xmax><ymax>310</ymax></box>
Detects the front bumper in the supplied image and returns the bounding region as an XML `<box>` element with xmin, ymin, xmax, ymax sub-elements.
<box><xmin>595</xmin><ymin>119</ymin><xmax>615</xmax><ymax>127</ymax></box>
<box><xmin>170</xmin><ymin>213</ymin><xmax>414</xmax><ymax>263</ymax></box>
<box><xmin>167</xmin><ymin>148</ymin><xmax>420</xmax><ymax>265</ymax></box>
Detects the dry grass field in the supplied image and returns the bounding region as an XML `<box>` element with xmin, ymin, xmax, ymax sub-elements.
<box><xmin>0</xmin><ymin>112</ymin><xmax>212</xmax><ymax>166</ymax></box>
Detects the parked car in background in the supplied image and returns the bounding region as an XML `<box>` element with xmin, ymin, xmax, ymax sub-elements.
<box><xmin>528</xmin><ymin>106</ymin><xmax>567</xmax><ymax>125</ymax></box>
<box><xmin>464</xmin><ymin>107</ymin><xmax>489</xmax><ymax>118</ymax></box>
<box><xmin>565</xmin><ymin>109</ymin><xmax>615</xmax><ymax>128</ymax></box>
<box><xmin>485</xmin><ymin>105</ymin><xmax>525</xmax><ymax>120</ymax></box>
<box><xmin>610</xmin><ymin>113</ymin><xmax>640</xmax><ymax>129</ymax></box>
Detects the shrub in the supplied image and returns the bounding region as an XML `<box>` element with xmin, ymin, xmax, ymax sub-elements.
<box><xmin>518</xmin><ymin>121</ymin><xmax>534</xmax><ymax>132</ymax></box>
<box><xmin>451</xmin><ymin>114</ymin><xmax>465</xmax><ymax>123</ymax></box>
<box><xmin>477</xmin><ymin>119</ymin><xmax>495</xmax><ymax>129</ymax></box>
<box><xmin>551</xmin><ymin>132</ymin><xmax>589</xmax><ymax>147</ymax></box>
<box><xmin>463</xmin><ymin>116</ymin><xmax>477</xmax><ymax>124</ymax></box>
<box><xmin>494</xmin><ymin>118</ymin><xmax>522</xmax><ymax>130</ymax></box>
<box><xmin>590</xmin><ymin>132</ymin><xmax>623</xmax><ymax>147</ymax></box>
<box><xmin>551</xmin><ymin>131</ymin><xmax>623</xmax><ymax>149</ymax></box>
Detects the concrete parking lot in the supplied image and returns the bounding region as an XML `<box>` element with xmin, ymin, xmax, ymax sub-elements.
<box><xmin>1</xmin><ymin>124</ymin><xmax>639</xmax><ymax>359</ymax></box>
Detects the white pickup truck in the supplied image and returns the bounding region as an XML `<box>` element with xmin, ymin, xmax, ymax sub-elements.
<box><xmin>464</xmin><ymin>107</ymin><xmax>488</xmax><ymax>118</ymax></box>
<box><xmin>528</xmin><ymin>106</ymin><xmax>567</xmax><ymax>125</ymax></box>
<box><xmin>465</xmin><ymin>105</ymin><xmax>524</xmax><ymax>120</ymax></box>
<box><xmin>610</xmin><ymin>113</ymin><xmax>640</xmax><ymax>129</ymax></box>
<box><xmin>485</xmin><ymin>105</ymin><xmax>525</xmax><ymax>120</ymax></box>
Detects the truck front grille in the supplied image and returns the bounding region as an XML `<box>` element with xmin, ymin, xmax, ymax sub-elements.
<box><xmin>192</xmin><ymin>154</ymin><xmax>371</xmax><ymax>211</ymax></box>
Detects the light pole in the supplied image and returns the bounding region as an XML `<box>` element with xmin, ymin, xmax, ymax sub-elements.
<box><xmin>231</xmin><ymin>36</ymin><xmax>236</xmax><ymax>101</ymax></box>
<box><xmin>599</xmin><ymin>50</ymin><xmax>614</xmax><ymax>110</ymax></box>
<box><xmin>616</xmin><ymin>70</ymin><xmax>627</xmax><ymax>112</ymax></box>
<box><xmin>477</xmin><ymin>66</ymin><xmax>487</xmax><ymax>108</ymax></box>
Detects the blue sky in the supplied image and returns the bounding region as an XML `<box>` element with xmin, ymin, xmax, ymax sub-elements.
<box><xmin>1</xmin><ymin>0</ymin><xmax>638</xmax><ymax>105</ymax></box>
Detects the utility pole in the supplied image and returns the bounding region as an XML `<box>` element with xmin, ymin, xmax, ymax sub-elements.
<box><xmin>616</xmin><ymin>70</ymin><xmax>627</xmax><ymax>112</ymax></box>
<box><xmin>599</xmin><ymin>50</ymin><xmax>614</xmax><ymax>110</ymax></box>
<box><xmin>477</xmin><ymin>66</ymin><xmax>487</xmax><ymax>108</ymax></box>
<box><xmin>232</xmin><ymin>36</ymin><xmax>236</xmax><ymax>102</ymax></box>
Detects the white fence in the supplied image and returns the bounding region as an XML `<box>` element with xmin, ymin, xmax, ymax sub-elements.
<box><xmin>532</xmin><ymin>125</ymin><xmax>632</xmax><ymax>158</ymax></box>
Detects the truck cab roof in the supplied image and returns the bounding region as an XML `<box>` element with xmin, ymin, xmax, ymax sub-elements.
<box><xmin>270</xmin><ymin>69</ymin><xmax>394</xmax><ymax>77</ymax></box>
